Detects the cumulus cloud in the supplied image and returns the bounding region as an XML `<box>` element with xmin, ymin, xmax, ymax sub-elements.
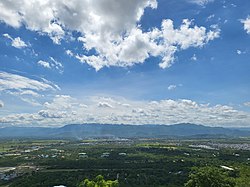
<box><xmin>38</xmin><ymin>60</ymin><xmax>51</xmax><ymax>69</ymax></box>
<box><xmin>76</xmin><ymin>19</ymin><xmax>219</xmax><ymax>70</ymax></box>
<box><xmin>3</xmin><ymin>33</ymin><xmax>28</xmax><ymax>48</ymax></box>
<box><xmin>0</xmin><ymin>1</ymin><xmax>64</xmax><ymax>44</ymax></box>
<box><xmin>77</xmin><ymin>18</ymin><xmax>219</xmax><ymax>70</ymax></box>
<box><xmin>38</xmin><ymin>110</ymin><xmax>66</xmax><ymax>119</ymax></box>
<box><xmin>0</xmin><ymin>96</ymin><xmax>249</xmax><ymax>127</ymax></box>
<box><xmin>44</xmin><ymin>95</ymin><xmax>75</xmax><ymax>111</ymax></box>
<box><xmin>0</xmin><ymin>0</ymin><xmax>156</xmax><ymax>45</ymax></box>
<box><xmin>0</xmin><ymin>2</ymin><xmax>21</xmax><ymax>27</ymax></box>
<box><xmin>241</xmin><ymin>17</ymin><xmax>250</xmax><ymax>34</ymax></box>
<box><xmin>0</xmin><ymin>0</ymin><xmax>219</xmax><ymax>70</ymax></box>
<box><xmin>98</xmin><ymin>102</ymin><xmax>113</xmax><ymax>108</ymax></box>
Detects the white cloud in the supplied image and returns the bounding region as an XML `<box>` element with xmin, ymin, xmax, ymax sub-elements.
<box><xmin>206</xmin><ymin>14</ymin><xmax>215</xmax><ymax>22</ymax></box>
<box><xmin>50</xmin><ymin>57</ymin><xmax>63</xmax><ymax>71</ymax></box>
<box><xmin>1</xmin><ymin>96</ymin><xmax>249</xmax><ymax>127</ymax></box>
<box><xmin>38</xmin><ymin>60</ymin><xmax>51</xmax><ymax>69</ymax></box>
<box><xmin>11</xmin><ymin>37</ymin><xmax>28</xmax><ymax>48</ymax></box>
<box><xmin>19</xmin><ymin>90</ymin><xmax>40</xmax><ymax>97</ymax></box>
<box><xmin>236</xmin><ymin>49</ymin><xmax>246</xmax><ymax>55</ymax></box>
<box><xmin>0</xmin><ymin>71</ymin><xmax>60</xmax><ymax>106</ymax></box>
<box><xmin>0</xmin><ymin>1</ymin><xmax>64</xmax><ymax>44</ymax></box>
<box><xmin>0</xmin><ymin>0</ymin><xmax>156</xmax><ymax>44</ymax></box>
<box><xmin>0</xmin><ymin>0</ymin><xmax>219</xmax><ymax>70</ymax></box>
<box><xmin>65</xmin><ymin>49</ymin><xmax>73</xmax><ymax>57</ymax></box>
<box><xmin>0</xmin><ymin>2</ymin><xmax>21</xmax><ymax>28</ymax></box>
<box><xmin>161</xmin><ymin>19</ymin><xmax>217</xmax><ymax>50</ymax></box>
<box><xmin>50</xmin><ymin>57</ymin><xmax>60</xmax><ymax>65</ymax></box>
<box><xmin>191</xmin><ymin>54</ymin><xmax>197</xmax><ymax>61</ymax></box>
<box><xmin>6</xmin><ymin>89</ymin><xmax>42</xmax><ymax>106</ymax></box>
<box><xmin>168</xmin><ymin>85</ymin><xmax>177</xmax><ymax>91</ymax></box>
<box><xmin>0</xmin><ymin>72</ymin><xmax>58</xmax><ymax>92</ymax></box>
<box><xmin>44</xmin><ymin>95</ymin><xmax>75</xmax><ymax>111</ymax></box>
<box><xmin>168</xmin><ymin>84</ymin><xmax>182</xmax><ymax>91</ymax></box>
<box><xmin>3</xmin><ymin>33</ymin><xmax>27</xmax><ymax>49</ymax></box>
<box><xmin>77</xmin><ymin>19</ymin><xmax>219</xmax><ymax>70</ymax></box>
<box><xmin>37</xmin><ymin>58</ymin><xmax>63</xmax><ymax>73</ymax></box>
<box><xmin>244</xmin><ymin>102</ymin><xmax>250</xmax><ymax>107</ymax></box>
<box><xmin>38</xmin><ymin>110</ymin><xmax>66</xmax><ymax>119</ymax></box>
<box><xmin>19</xmin><ymin>98</ymin><xmax>42</xmax><ymax>106</ymax></box>
<box><xmin>237</xmin><ymin>50</ymin><xmax>242</xmax><ymax>55</ymax></box>
<box><xmin>0</xmin><ymin>100</ymin><xmax>4</xmax><ymax>107</ymax></box>
<box><xmin>98</xmin><ymin>102</ymin><xmax>113</xmax><ymax>108</ymax></box>
<box><xmin>241</xmin><ymin>17</ymin><xmax>250</xmax><ymax>34</ymax></box>
<box><xmin>187</xmin><ymin>0</ymin><xmax>214</xmax><ymax>6</ymax></box>
<box><xmin>231</xmin><ymin>4</ymin><xmax>237</xmax><ymax>8</ymax></box>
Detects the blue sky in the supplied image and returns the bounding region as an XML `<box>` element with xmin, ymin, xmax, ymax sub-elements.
<box><xmin>0</xmin><ymin>0</ymin><xmax>250</xmax><ymax>127</ymax></box>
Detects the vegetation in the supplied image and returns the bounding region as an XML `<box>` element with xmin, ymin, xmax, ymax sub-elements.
<box><xmin>78</xmin><ymin>175</ymin><xmax>119</xmax><ymax>187</ymax></box>
<box><xmin>185</xmin><ymin>167</ymin><xmax>236</xmax><ymax>187</ymax></box>
<box><xmin>0</xmin><ymin>139</ymin><xmax>249</xmax><ymax>187</ymax></box>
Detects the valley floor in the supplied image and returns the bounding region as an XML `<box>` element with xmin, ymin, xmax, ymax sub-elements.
<box><xmin>0</xmin><ymin>138</ymin><xmax>249</xmax><ymax>187</ymax></box>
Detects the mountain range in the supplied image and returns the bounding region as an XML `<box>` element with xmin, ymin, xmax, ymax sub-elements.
<box><xmin>0</xmin><ymin>123</ymin><xmax>250</xmax><ymax>139</ymax></box>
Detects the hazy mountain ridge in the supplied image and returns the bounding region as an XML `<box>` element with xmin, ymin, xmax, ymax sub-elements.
<box><xmin>0</xmin><ymin>123</ymin><xmax>249</xmax><ymax>139</ymax></box>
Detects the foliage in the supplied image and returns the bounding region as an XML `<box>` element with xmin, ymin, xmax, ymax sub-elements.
<box><xmin>185</xmin><ymin>167</ymin><xmax>236</xmax><ymax>187</ymax></box>
<box><xmin>78</xmin><ymin>175</ymin><xmax>119</xmax><ymax>187</ymax></box>
<box><xmin>1</xmin><ymin>139</ymin><xmax>250</xmax><ymax>187</ymax></box>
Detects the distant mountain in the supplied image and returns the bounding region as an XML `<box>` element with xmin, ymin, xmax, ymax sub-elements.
<box><xmin>230</xmin><ymin>127</ymin><xmax>250</xmax><ymax>131</ymax></box>
<box><xmin>0</xmin><ymin>123</ymin><xmax>249</xmax><ymax>139</ymax></box>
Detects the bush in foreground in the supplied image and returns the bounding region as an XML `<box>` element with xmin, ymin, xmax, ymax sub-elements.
<box><xmin>78</xmin><ymin>175</ymin><xmax>119</xmax><ymax>187</ymax></box>
<box><xmin>185</xmin><ymin>167</ymin><xmax>236</xmax><ymax>187</ymax></box>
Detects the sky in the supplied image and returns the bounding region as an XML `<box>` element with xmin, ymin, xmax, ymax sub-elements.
<box><xmin>0</xmin><ymin>0</ymin><xmax>250</xmax><ymax>127</ymax></box>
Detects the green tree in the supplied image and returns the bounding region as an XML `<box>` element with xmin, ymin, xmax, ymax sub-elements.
<box><xmin>185</xmin><ymin>167</ymin><xmax>236</xmax><ymax>187</ymax></box>
<box><xmin>78</xmin><ymin>175</ymin><xmax>119</xmax><ymax>187</ymax></box>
